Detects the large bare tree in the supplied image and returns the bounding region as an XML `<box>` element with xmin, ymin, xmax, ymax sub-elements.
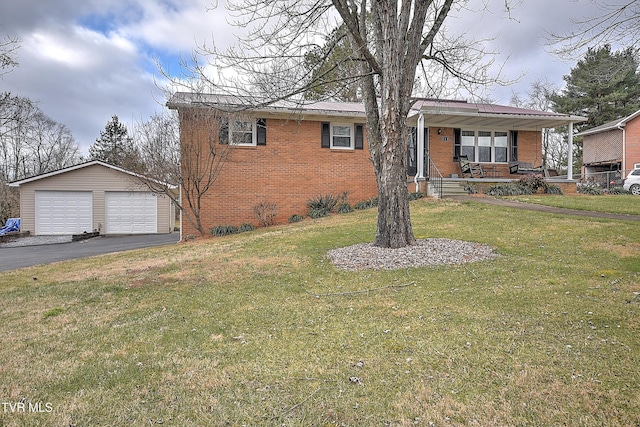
<box><xmin>549</xmin><ymin>0</ymin><xmax>640</xmax><ymax>57</ymax></box>
<box><xmin>0</xmin><ymin>35</ymin><xmax>19</xmax><ymax>77</ymax></box>
<box><xmin>511</xmin><ymin>78</ymin><xmax>567</xmax><ymax>171</ymax></box>
<box><xmin>0</xmin><ymin>94</ymin><xmax>81</xmax><ymax>223</ymax></box>
<box><xmin>171</xmin><ymin>0</ymin><xmax>512</xmax><ymax>248</ymax></box>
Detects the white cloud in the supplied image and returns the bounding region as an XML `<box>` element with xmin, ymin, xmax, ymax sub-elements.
<box><xmin>0</xmin><ymin>0</ymin><xmax>625</xmax><ymax>156</ymax></box>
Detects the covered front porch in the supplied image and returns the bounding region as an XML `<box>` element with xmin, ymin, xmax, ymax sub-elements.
<box><xmin>404</xmin><ymin>99</ymin><xmax>587</xmax><ymax>198</ymax></box>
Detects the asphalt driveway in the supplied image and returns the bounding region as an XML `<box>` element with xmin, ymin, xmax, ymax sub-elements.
<box><xmin>0</xmin><ymin>234</ymin><xmax>180</xmax><ymax>272</ymax></box>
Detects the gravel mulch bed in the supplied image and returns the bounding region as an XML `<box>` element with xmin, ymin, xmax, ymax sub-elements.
<box><xmin>0</xmin><ymin>235</ymin><xmax>73</xmax><ymax>247</ymax></box>
<box><xmin>327</xmin><ymin>238</ymin><xmax>498</xmax><ymax>271</ymax></box>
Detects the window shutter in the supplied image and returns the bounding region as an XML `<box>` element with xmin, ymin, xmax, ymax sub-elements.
<box><xmin>355</xmin><ymin>124</ymin><xmax>364</xmax><ymax>150</ymax></box>
<box><xmin>407</xmin><ymin>127</ymin><xmax>417</xmax><ymax>175</ymax></box>
<box><xmin>510</xmin><ymin>130</ymin><xmax>518</xmax><ymax>161</ymax></box>
<box><xmin>219</xmin><ymin>117</ymin><xmax>229</xmax><ymax>145</ymax></box>
<box><xmin>256</xmin><ymin>118</ymin><xmax>267</xmax><ymax>145</ymax></box>
<box><xmin>321</xmin><ymin>122</ymin><xmax>330</xmax><ymax>148</ymax></box>
<box><xmin>453</xmin><ymin>128</ymin><xmax>461</xmax><ymax>160</ymax></box>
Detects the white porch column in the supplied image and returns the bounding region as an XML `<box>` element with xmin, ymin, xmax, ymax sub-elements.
<box><xmin>567</xmin><ymin>122</ymin><xmax>574</xmax><ymax>180</ymax></box>
<box><xmin>417</xmin><ymin>112</ymin><xmax>425</xmax><ymax>179</ymax></box>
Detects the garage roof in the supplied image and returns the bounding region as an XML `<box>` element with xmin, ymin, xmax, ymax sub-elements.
<box><xmin>8</xmin><ymin>160</ymin><xmax>177</xmax><ymax>188</ymax></box>
<box><xmin>574</xmin><ymin>109</ymin><xmax>640</xmax><ymax>137</ymax></box>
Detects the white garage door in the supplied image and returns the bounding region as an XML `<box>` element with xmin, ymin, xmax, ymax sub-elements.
<box><xmin>35</xmin><ymin>191</ymin><xmax>93</xmax><ymax>235</ymax></box>
<box><xmin>105</xmin><ymin>192</ymin><xmax>157</xmax><ymax>234</ymax></box>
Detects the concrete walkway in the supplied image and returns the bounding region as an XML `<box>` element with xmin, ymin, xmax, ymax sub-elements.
<box><xmin>449</xmin><ymin>196</ymin><xmax>640</xmax><ymax>221</ymax></box>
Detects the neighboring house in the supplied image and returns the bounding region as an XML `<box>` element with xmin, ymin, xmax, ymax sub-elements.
<box><xmin>9</xmin><ymin>161</ymin><xmax>176</xmax><ymax>236</ymax></box>
<box><xmin>575</xmin><ymin>109</ymin><xmax>640</xmax><ymax>175</ymax></box>
<box><xmin>168</xmin><ymin>93</ymin><xmax>585</xmax><ymax>237</ymax></box>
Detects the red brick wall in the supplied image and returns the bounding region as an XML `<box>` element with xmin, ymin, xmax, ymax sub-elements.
<box><xmin>625</xmin><ymin>117</ymin><xmax>640</xmax><ymax>171</ymax></box>
<box><xmin>180</xmin><ymin>115</ymin><xmax>378</xmax><ymax>236</ymax></box>
<box><xmin>516</xmin><ymin>131</ymin><xmax>543</xmax><ymax>166</ymax></box>
<box><xmin>179</xmin><ymin>112</ymin><xmax>548</xmax><ymax>236</ymax></box>
<box><xmin>429</xmin><ymin>128</ymin><xmax>456</xmax><ymax>177</ymax></box>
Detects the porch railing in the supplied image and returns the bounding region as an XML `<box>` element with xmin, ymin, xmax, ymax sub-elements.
<box><xmin>427</xmin><ymin>157</ymin><xmax>443</xmax><ymax>198</ymax></box>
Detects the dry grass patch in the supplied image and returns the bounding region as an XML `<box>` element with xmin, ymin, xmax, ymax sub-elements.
<box><xmin>0</xmin><ymin>198</ymin><xmax>639</xmax><ymax>425</ymax></box>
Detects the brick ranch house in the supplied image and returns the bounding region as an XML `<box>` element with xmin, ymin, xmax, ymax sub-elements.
<box><xmin>167</xmin><ymin>93</ymin><xmax>585</xmax><ymax>238</ymax></box>
<box><xmin>575</xmin><ymin>108</ymin><xmax>640</xmax><ymax>176</ymax></box>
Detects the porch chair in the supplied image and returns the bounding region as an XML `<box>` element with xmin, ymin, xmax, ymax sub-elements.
<box><xmin>459</xmin><ymin>156</ymin><xmax>485</xmax><ymax>178</ymax></box>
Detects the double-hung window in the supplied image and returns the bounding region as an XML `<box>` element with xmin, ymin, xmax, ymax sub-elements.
<box><xmin>461</xmin><ymin>130</ymin><xmax>475</xmax><ymax>160</ymax></box>
<box><xmin>494</xmin><ymin>132</ymin><xmax>508</xmax><ymax>162</ymax></box>
<box><xmin>321</xmin><ymin>122</ymin><xmax>364</xmax><ymax>150</ymax></box>
<box><xmin>231</xmin><ymin>120</ymin><xmax>255</xmax><ymax>145</ymax></box>
<box><xmin>219</xmin><ymin>118</ymin><xmax>267</xmax><ymax>146</ymax></box>
<box><xmin>459</xmin><ymin>130</ymin><xmax>510</xmax><ymax>163</ymax></box>
<box><xmin>331</xmin><ymin>123</ymin><xmax>353</xmax><ymax>149</ymax></box>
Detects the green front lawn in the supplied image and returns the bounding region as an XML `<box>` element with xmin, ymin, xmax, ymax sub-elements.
<box><xmin>509</xmin><ymin>194</ymin><xmax>640</xmax><ymax>216</ymax></box>
<box><xmin>1</xmin><ymin>198</ymin><xmax>639</xmax><ymax>426</ymax></box>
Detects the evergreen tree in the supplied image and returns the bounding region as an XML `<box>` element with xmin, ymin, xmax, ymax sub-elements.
<box><xmin>552</xmin><ymin>45</ymin><xmax>640</xmax><ymax>132</ymax></box>
<box><xmin>303</xmin><ymin>24</ymin><xmax>364</xmax><ymax>102</ymax></box>
<box><xmin>89</xmin><ymin>115</ymin><xmax>141</xmax><ymax>171</ymax></box>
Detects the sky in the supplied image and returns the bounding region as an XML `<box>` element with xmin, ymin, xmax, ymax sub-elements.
<box><xmin>0</xmin><ymin>0</ymin><xmax>609</xmax><ymax>155</ymax></box>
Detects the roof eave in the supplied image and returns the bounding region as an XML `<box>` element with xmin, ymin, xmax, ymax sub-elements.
<box><xmin>9</xmin><ymin>160</ymin><xmax>177</xmax><ymax>189</ymax></box>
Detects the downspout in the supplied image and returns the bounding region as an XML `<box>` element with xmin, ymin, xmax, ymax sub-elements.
<box><xmin>415</xmin><ymin>112</ymin><xmax>425</xmax><ymax>192</ymax></box>
<box><xmin>179</xmin><ymin>188</ymin><xmax>183</xmax><ymax>242</ymax></box>
<box><xmin>567</xmin><ymin>122</ymin><xmax>574</xmax><ymax>180</ymax></box>
<box><xmin>618</xmin><ymin>123</ymin><xmax>626</xmax><ymax>172</ymax></box>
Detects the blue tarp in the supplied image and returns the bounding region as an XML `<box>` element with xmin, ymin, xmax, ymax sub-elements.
<box><xmin>0</xmin><ymin>218</ymin><xmax>20</xmax><ymax>236</ymax></box>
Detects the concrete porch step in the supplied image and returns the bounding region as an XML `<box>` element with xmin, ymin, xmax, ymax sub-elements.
<box><xmin>437</xmin><ymin>181</ymin><xmax>469</xmax><ymax>197</ymax></box>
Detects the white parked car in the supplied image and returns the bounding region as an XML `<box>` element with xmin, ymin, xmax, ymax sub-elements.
<box><xmin>623</xmin><ymin>168</ymin><xmax>640</xmax><ymax>195</ymax></box>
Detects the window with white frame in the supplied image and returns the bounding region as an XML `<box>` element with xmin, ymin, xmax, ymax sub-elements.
<box><xmin>331</xmin><ymin>123</ymin><xmax>353</xmax><ymax>149</ymax></box>
<box><xmin>230</xmin><ymin>120</ymin><xmax>256</xmax><ymax>146</ymax></box>
<box><xmin>460</xmin><ymin>130</ymin><xmax>511</xmax><ymax>163</ymax></box>
<box><xmin>321</xmin><ymin>122</ymin><xmax>364</xmax><ymax>150</ymax></box>
<box><xmin>219</xmin><ymin>118</ymin><xmax>267</xmax><ymax>146</ymax></box>
<box><xmin>461</xmin><ymin>130</ymin><xmax>475</xmax><ymax>160</ymax></box>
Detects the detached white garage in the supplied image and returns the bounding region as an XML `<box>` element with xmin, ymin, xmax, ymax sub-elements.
<box><xmin>10</xmin><ymin>161</ymin><xmax>175</xmax><ymax>236</ymax></box>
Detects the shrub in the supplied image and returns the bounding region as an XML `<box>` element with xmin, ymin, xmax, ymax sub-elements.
<box><xmin>607</xmin><ymin>186</ymin><xmax>628</xmax><ymax>195</ymax></box>
<box><xmin>253</xmin><ymin>202</ymin><xmax>277</xmax><ymax>226</ymax></box>
<box><xmin>337</xmin><ymin>202</ymin><xmax>353</xmax><ymax>213</ymax></box>
<box><xmin>239</xmin><ymin>223</ymin><xmax>256</xmax><ymax>233</ymax></box>
<box><xmin>485</xmin><ymin>176</ymin><xmax>563</xmax><ymax>196</ymax></box>
<box><xmin>545</xmin><ymin>184</ymin><xmax>563</xmax><ymax>195</ymax></box>
<box><xmin>408</xmin><ymin>191</ymin><xmax>424</xmax><ymax>200</ymax></box>
<box><xmin>288</xmin><ymin>214</ymin><xmax>304</xmax><ymax>223</ymax></box>
<box><xmin>578</xmin><ymin>183</ymin><xmax>604</xmax><ymax>195</ymax></box>
<box><xmin>485</xmin><ymin>183</ymin><xmax>533</xmax><ymax>196</ymax></box>
<box><xmin>354</xmin><ymin>197</ymin><xmax>378</xmax><ymax>210</ymax></box>
<box><xmin>307</xmin><ymin>194</ymin><xmax>339</xmax><ymax>218</ymax></box>
<box><xmin>518</xmin><ymin>174</ymin><xmax>548</xmax><ymax>193</ymax></box>
<box><xmin>211</xmin><ymin>225</ymin><xmax>239</xmax><ymax>236</ymax></box>
<box><xmin>463</xmin><ymin>183</ymin><xmax>478</xmax><ymax>194</ymax></box>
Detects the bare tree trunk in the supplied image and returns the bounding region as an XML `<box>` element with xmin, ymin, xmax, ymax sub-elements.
<box><xmin>357</xmin><ymin>0</ymin><xmax>417</xmax><ymax>248</ymax></box>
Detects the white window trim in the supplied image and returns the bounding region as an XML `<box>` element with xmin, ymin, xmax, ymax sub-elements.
<box><xmin>461</xmin><ymin>130</ymin><xmax>511</xmax><ymax>163</ymax></box>
<box><xmin>229</xmin><ymin>120</ymin><xmax>257</xmax><ymax>146</ymax></box>
<box><xmin>330</xmin><ymin>123</ymin><xmax>354</xmax><ymax>150</ymax></box>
